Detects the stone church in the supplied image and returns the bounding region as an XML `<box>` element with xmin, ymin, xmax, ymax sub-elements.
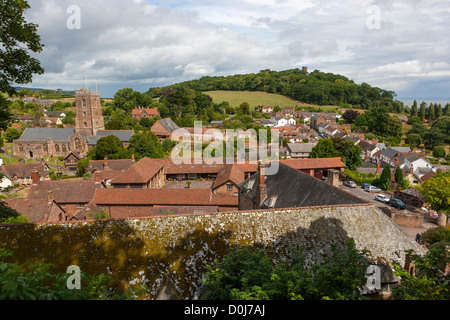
<box><xmin>13</xmin><ymin>88</ymin><xmax>105</xmax><ymax>160</ymax></box>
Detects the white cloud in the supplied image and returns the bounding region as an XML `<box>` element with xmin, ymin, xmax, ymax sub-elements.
<box><xmin>22</xmin><ymin>0</ymin><xmax>450</xmax><ymax>99</ymax></box>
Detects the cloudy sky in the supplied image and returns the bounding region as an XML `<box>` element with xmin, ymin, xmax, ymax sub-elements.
<box><xmin>24</xmin><ymin>0</ymin><xmax>450</xmax><ymax>102</ymax></box>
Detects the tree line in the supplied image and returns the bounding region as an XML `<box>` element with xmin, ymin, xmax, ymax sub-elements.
<box><xmin>146</xmin><ymin>69</ymin><xmax>402</xmax><ymax>110</ymax></box>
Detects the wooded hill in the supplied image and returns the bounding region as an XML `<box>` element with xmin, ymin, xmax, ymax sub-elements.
<box><xmin>146</xmin><ymin>68</ymin><xmax>404</xmax><ymax>112</ymax></box>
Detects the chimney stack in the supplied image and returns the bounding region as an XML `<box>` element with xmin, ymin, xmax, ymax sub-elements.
<box><xmin>410</xmin><ymin>164</ymin><xmax>414</xmax><ymax>175</ymax></box>
<box><xmin>132</xmin><ymin>154</ymin><xmax>135</xmax><ymax>163</ymax></box>
<box><xmin>103</xmin><ymin>158</ymin><xmax>109</xmax><ymax>170</ymax></box>
<box><xmin>31</xmin><ymin>169</ymin><xmax>40</xmax><ymax>185</ymax></box>
<box><xmin>376</xmin><ymin>162</ymin><xmax>381</xmax><ymax>175</ymax></box>
<box><xmin>257</xmin><ymin>161</ymin><xmax>267</xmax><ymax>207</ymax></box>
<box><xmin>47</xmin><ymin>190</ymin><xmax>54</xmax><ymax>204</ymax></box>
<box><xmin>94</xmin><ymin>170</ymin><xmax>101</xmax><ymax>184</ymax></box>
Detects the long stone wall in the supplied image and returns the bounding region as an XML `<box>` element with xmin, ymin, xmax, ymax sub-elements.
<box><xmin>0</xmin><ymin>204</ymin><xmax>426</xmax><ymax>299</ymax></box>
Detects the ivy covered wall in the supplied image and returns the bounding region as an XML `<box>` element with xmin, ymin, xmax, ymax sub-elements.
<box><xmin>0</xmin><ymin>204</ymin><xmax>426</xmax><ymax>299</ymax></box>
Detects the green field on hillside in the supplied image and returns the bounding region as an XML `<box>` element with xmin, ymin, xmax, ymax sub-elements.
<box><xmin>203</xmin><ymin>90</ymin><xmax>334</xmax><ymax>110</ymax></box>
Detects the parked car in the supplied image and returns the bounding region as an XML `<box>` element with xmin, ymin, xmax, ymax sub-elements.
<box><xmin>344</xmin><ymin>181</ymin><xmax>357</xmax><ymax>188</ymax></box>
<box><xmin>375</xmin><ymin>194</ymin><xmax>390</xmax><ymax>203</ymax></box>
<box><xmin>366</xmin><ymin>186</ymin><xmax>381</xmax><ymax>193</ymax></box>
<box><xmin>388</xmin><ymin>198</ymin><xmax>406</xmax><ymax>209</ymax></box>
<box><xmin>362</xmin><ymin>183</ymin><xmax>372</xmax><ymax>190</ymax></box>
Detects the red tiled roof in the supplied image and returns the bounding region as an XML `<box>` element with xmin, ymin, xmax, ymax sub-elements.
<box><xmin>280</xmin><ymin>157</ymin><xmax>346</xmax><ymax>170</ymax></box>
<box><xmin>27</xmin><ymin>179</ymin><xmax>100</xmax><ymax>204</ymax></box>
<box><xmin>93</xmin><ymin>188</ymin><xmax>237</xmax><ymax>207</ymax></box>
<box><xmin>212</xmin><ymin>164</ymin><xmax>245</xmax><ymax>190</ymax></box>
<box><xmin>111</xmin><ymin>157</ymin><xmax>164</xmax><ymax>184</ymax></box>
<box><xmin>5</xmin><ymin>199</ymin><xmax>50</xmax><ymax>223</ymax></box>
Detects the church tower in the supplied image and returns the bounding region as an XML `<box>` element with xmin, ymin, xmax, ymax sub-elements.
<box><xmin>75</xmin><ymin>88</ymin><xmax>105</xmax><ymax>135</ymax></box>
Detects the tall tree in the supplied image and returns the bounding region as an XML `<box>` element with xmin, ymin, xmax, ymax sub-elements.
<box><xmin>0</xmin><ymin>0</ymin><xmax>44</xmax><ymax>130</ymax></box>
<box><xmin>418</xmin><ymin>102</ymin><xmax>427</xmax><ymax>120</ymax></box>
<box><xmin>410</xmin><ymin>100</ymin><xmax>418</xmax><ymax>116</ymax></box>
<box><xmin>309</xmin><ymin>139</ymin><xmax>339</xmax><ymax>159</ymax></box>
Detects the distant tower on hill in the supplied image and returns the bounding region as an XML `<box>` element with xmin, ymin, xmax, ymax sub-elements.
<box><xmin>74</xmin><ymin>88</ymin><xmax>105</xmax><ymax>135</ymax></box>
<box><xmin>302</xmin><ymin>66</ymin><xmax>308</xmax><ymax>74</ymax></box>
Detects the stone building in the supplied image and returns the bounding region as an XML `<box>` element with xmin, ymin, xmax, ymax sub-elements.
<box><xmin>74</xmin><ymin>88</ymin><xmax>105</xmax><ymax>136</ymax></box>
<box><xmin>13</xmin><ymin>88</ymin><xmax>106</xmax><ymax>159</ymax></box>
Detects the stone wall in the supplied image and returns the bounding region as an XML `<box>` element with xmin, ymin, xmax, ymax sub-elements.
<box><xmin>0</xmin><ymin>204</ymin><xmax>426</xmax><ymax>299</ymax></box>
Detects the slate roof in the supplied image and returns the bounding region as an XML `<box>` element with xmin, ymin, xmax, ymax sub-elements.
<box><xmin>381</xmin><ymin>149</ymin><xmax>399</xmax><ymax>159</ymax></box>
<box><xmin>18</xmin><ymin>128</ymin><xmax>75</xmax><ymax>141</ymax></box>
<box><xmin>95</xmin><ymin>130</ymin><xmax>134</xmax><ymax>142</ymax></box>
<box><xmin>157</xmin><ymin>118</ymin><xmax>179</xmax><ymax>133</ymax></box>
<box><xmin>239</xmin><ymin>162</ymin><xmax>366</xmax><ymax>209</ymax></box>
<box><xmin>287</xmin><ymin>143</ymin><xmax>316</xmax><ymax>154</ymax></box>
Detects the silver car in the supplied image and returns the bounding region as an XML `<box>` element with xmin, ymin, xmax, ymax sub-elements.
<box><xmin>344</xmin><ymin>181</ymin><xmax>357</xmax><ymax>188</ymax></box>
<box><xmin>366</xmin><ymin>186</ymin><xmax>382</xmax><ymax>193</ymax></box>
<box><xmin>375</xmin><ymin>194</ymin><xmax>390</xmax><ymax>203</ymax></box>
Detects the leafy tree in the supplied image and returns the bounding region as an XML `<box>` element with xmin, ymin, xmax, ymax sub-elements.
<box><xmin>410</xmin><ymin>100</ymin><xmax>418</xmax><ymax>116</ymax></box>
<box><xmin>385</xmin><ymin>116</ymin><xmax>402</xmax><ymax>139</ymax></box>
<box><xmin>423</xmin><ymin>127</ymin><xmax>446</xmax><ymax>149</ymax></box>
<box><xmin>418</xmin><ymin>102</ymin><xmax>427</xmax><ymax>120</ymax></box>
<box><xmin>0</xmin><ymin>249</ymin><xmax>136</xmax><ymax>300</ymax></box>
<box><xmin>375</xmin><ymin>165</ymin><xmax>391</xmax><ymax>191</ymax></box>
<box><xmin>431</xmin><ymin>116</ymin><xmax>450</xmax><ymax>141</ymax></box>
<box><xmin>4</xmin><ymin>127</ymin><xmax>21</xmax><ymax>142</ymax></box>
<box><xmin>202</xmin><ymin>239</ymin><xmax>372</xmax><ymax>300</ymax></box>
<box><xmin>418</xmin><ymin>172</ymin><xmax>450</xmax><ymax>216</ymax></box>
<box><xmin>365</xmin><ymin>105</ymin><xmax>390</xmax><ymax>135</ymax></box>
<box><xmin>0</xmin><ymin>200</ymin><xmax>20</xmax><ymax>223</ymax></box>
<box><xmin>432</xmin><ymin>146</ymin><xmax>446</xmax><ymax>158</ymax></box>
<box><xmin>76</xmin><ymin>158</ymin><xmax>89</xmax><ymax>177</ymax></box>
<box><xmin>129</xmin><ymin>131</ymin><xmax>164</xmax><ymax>160</ymax></box>
<box><xmin>342</xmin><ymin>109</ymin><xmax>360</xmax><ymax>123</ymax></box>
<box><xmin>309</xmin><ymin>139</ymin><xmax>339</xmax><ymax>159</ymax></box>
<box><xmin>330</xmin><ymin>136</ymin><xmax>363</xmax><ymax>170</ymax></box>
<box><xmin>405</xmin><ymin>133</ymin><xmax>422</xmax><ymax>149</ymax></box>
<box><xmin>88</xmin><ymin>135</ymin><xmax>125</xmax><ymax>160</ymax></box>
<box><xmin>421</xmin><ymin>226</ymin><xmax>450</xmax><ymax>248</ymax></box>
<box><xmin>393</xmin><ymin>249</ymin><xmax>449</xmax><ymax>300</ymax></box>
<box><xmin>0</xmin><ymin>0</ymin><xmax>44</xmax><ymax>128</ymax></box>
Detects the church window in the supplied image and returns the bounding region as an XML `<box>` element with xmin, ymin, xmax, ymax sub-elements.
<box><xmin>62</xmin><ymin>145</ymin><xmax>67</xmax><ymax>153</ymax></box>
<box><xmin>43</xmin><ymin>144</ymin><xmax>48</xmax><ymax>152</ymax></box>
<box><xmin>55</xmin><ymin>145</ymin><xmax>60</xmax><ymax>153</ymax></box>
<box><xmin>18</xmin><ymin>144</ymin><xmax>23</xmax><ymax>152</ymax></box>
<box><xmin>75</xmin><ymin>138</ymin><xmax>81</xmax><ymax>149</ymax></box>
<box><xmin>84</xmin><ymin>122</ymin><xmax>88</xmax><ymax>127</ymax></box>
<box><xmin>82</xmin><ymin>99</ymin><xmax>87</xmax><ymax>108</ymax></box>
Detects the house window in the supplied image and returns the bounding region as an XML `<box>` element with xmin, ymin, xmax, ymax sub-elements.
<box><xmin>227</xmin><ymin>184</ymin><xmax>233</xmax><ymax>192</ymax></box>
<box><xmin>130</xmin><ymin>184</ymin><xmax>143</xmax><ymax>189</ymax></box>
<box><xmin>76</xmin><ymin>203</ymin><xmax>85</xmax><ymax>208</ymax></box>
<box><xmin>114</xmin><ymin>184</ymin><xmax>126</xmax><ymax>189</ymax></box>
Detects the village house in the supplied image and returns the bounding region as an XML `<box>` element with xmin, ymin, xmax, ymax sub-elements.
<box><xmin>131</xmin><ymin>107</ymin><xmax>160</xmax><ymax>120</ymax></box>
<box><xmin>0</xmin><ymin>163</ymin><xmax>50</xmax><ymax>189</ymax></box>
<box><xmin>110</xmin><ymin>157</ymin><xmax>165</xmax><ymax>189</ymax></box>
<box><xmin>151</xmin><ymin>118</ymin><xmax>180</xmax><ymax>141</ymax></box>
<box><xmin>286</xmin><ymin>143</ymin><xmax>317</xmax><ymax>158</ymax></box>
<box><xmin>261</xmin><ymin>106</ymin><xmax>274</xmax><ymax>113</ymax></box>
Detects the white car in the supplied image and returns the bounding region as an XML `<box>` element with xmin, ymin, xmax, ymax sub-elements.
<box><xmin>366</xmin><ymin>186</ymin><xmax>382</xmax><ymax>193</ymax></box>
<box><xmin>375</xmin><ymin>194</ymin><xmax>390</xmax><ymax>203</ymax></box>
